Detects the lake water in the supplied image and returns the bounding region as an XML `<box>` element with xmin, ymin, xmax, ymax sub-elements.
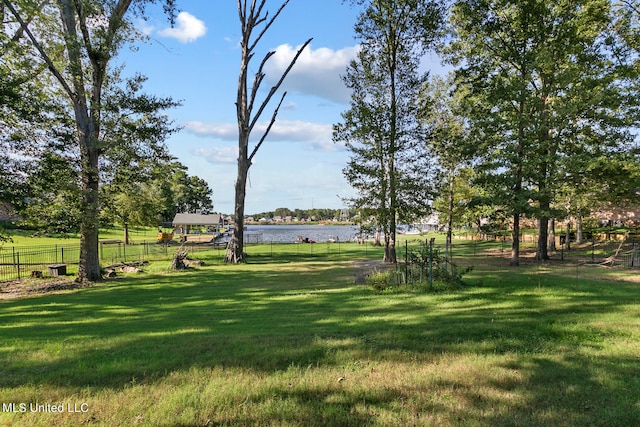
<box><xmin>245</xmin><ymin>224</ymin><xmax>359</xmax><ymax>244</ymax></box>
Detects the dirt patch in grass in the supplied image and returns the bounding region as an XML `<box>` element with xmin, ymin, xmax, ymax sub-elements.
<box><xmin>353</xmin><ymin>259</ymin><xmax>395</xmax><ymax>284</ymax></box>
<box><xmin>0</xmin><ymin>278</ymin><xmax>89</xmax><ymax>300</ymax></box>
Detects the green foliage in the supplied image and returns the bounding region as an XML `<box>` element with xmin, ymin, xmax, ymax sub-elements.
<box><xmin>365</xmin><ymin>268</ymin><xmax>397</xmax><ymax>291</ymax></box>
<box><xmin>406</xmin><ymin>241</ymin><xmax>472</xmax><ymax>286</ymax></box>
<box><xmin>0</xmin><ymin>230</ymin><xmax>12</xmax><ymax>247</ymax></box>
<box><xmin>150</xmin><ymin>161</ymin><xmax>214</xmax><ymax>222</ymax></box>
<box><xmin>102</xmin><ymin>181</ymin><xmax>166</xmax><ymax>229</ymax></box>
<box><xmin>2</xmin><ymin>0</ymin><xmax>183</xmax><ymax>282</ymax></box>
<box><xmin>365</xmin><ymin>244</ymin><xmax>473</xmax><ymax>293</ymax></box>
<box><xmin>445</xmin><ymin>0</ymin><xmax>640</xmax><ymax>262</ymax></box>
<box><xmin>334</xmin><ymin>0</ymin><xmax>443</xmax><ymax>262</ymax></box>
<box><xmin>250</xmin><ymin>207</ymin><xmax>353</xmax><ymax>222</ymax></box>
<box><xmin>20</xmin><ymin>151</ymin><xmax>83</xmax><ymax>234</ymax></box>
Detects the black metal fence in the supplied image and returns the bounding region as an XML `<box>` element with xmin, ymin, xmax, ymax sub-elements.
<box><xmin>2</xmin><ymin>233</ymin><xmax>638</xmax><ymax>283</ymax></box>
<box><xmin>0</xmin><ymin>244</ymin><xmax>80</xmax><ymax>282</ymax></box>
<box><xmin>386</xmin><ymin>236</ymin><xmax>640</xmax><ymax>288</ymax></box>
<box><xmin>450</xmin><ymin>233</ymin><xmax>640</xmax><ymax>268</ymax></box>
<box><xmin>0</xmin><ymin>241</ymin><xmax>217</xmax><ymax>282</ymax></box>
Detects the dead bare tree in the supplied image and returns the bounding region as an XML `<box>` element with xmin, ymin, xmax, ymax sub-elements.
<box><xmin>225</xmin><ymin>0</ymin><xmax>311</xmax><ymax>263</ymax></box>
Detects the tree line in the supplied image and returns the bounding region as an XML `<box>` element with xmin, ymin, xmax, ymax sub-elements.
<box><xmin>249</xmin><ymin>208</ymin><xmax>355</xmax><ymax>222</ymax></box>
<box><xmin>1</xmin><ymin>0</ymin><xmax>639</xmax><ymax>281</ymax></box>
<box><xmin>334</xmin><ymin>0</ymin><xmax>640</xmax><ymax>265</ymax></box>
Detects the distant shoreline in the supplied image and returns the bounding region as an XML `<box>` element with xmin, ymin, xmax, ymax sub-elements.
<box><xmin>244</xmin><ymin>221</ymin><xmax>355</xmax><ymax>226</ymax></box>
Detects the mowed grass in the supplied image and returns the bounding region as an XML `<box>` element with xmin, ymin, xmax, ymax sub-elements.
<box><xmin>0</xmin><ymin>242</ymin><xmax>639</xmax><ymax>426</ymax></box>
<box><xmin>2</xmin><ymin>226</ymin><xmax>159</xmax><ymax>247</ymax></box>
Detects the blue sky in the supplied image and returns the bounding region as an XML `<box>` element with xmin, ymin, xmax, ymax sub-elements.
<box><xmin>116</xmin><ymin>0</ymin><xmax>444</xmax><ymax>215</ymax></box>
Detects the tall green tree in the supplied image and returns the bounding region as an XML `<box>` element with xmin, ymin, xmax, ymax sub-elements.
<box><xmin>334</xmin><ymin>0</ymin><xmax>443</xmax><ymax>263</ymax></box>
<box><xmin>149</xmin><ymin>160</ymin><xmax>214</xmax><ymax>222</ymax></box>
<box><xmin>98</xmin><ymin>71</ymin><xmax>182</xmax><ymax>241</ymax></box>
<box><xmin>2</xmin><ymin>0</ymin><xmax>177</xmax><ymax>282</ymax></box>
<box><xmin>420</xmin><ymin>74</ymin><xmax>470</xmax><ymax>254</ymax></box>
<box><xmin>446</xmin><ymin>0</ymin><xmax>636</xmax><ymax>265</ymax></box>
<box><xmin>101</xmin><ymin>180</ymin><xmax>166</xmax><ymax>243</ymax></box>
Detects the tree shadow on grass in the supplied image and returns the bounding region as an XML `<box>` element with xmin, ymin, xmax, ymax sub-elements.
<box><xmin>1</xmin><ymin>260</ymin><xmax>639</xmax><ymax>425</ymax></box>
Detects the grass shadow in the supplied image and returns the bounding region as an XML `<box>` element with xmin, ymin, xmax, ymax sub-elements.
<box><xmin>1</xmin><ymin>251</ymin><xmax>639</xmax><ymax>425</ymax></box>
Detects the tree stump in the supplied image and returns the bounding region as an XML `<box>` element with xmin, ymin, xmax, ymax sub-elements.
<box><xmin>170</xmin><ymin>250</ymin><xmax>189</xmax><ymax>270</ymax></box>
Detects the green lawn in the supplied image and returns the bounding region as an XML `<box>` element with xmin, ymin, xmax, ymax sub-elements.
<box><xmin>0</xmin><ymin>243</ymin><xmax>639</xmax><ymax>426</ymax></box>
<box><xmin>2</xmin><ymin>226</ymin><xmax>159</xmax><ymax>247</ymax></box>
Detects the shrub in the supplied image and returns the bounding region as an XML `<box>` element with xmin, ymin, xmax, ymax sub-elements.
<box><xmin>405</xmin><ymin>241</ymin><xmax>473</xmax><ymax>288</ymax></box>
<box><xmin>365</xmin><ymin>269</ymin><xmax>398</xmax><ymax>291</ymax></box>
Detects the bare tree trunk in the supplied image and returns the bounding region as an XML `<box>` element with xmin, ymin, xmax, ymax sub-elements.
<box><xmin>536</xmin><ymin>216</ymin><xmax>549</xmax><ymax>260</ymax></box>
<box><xmin>124</xmin><ymin>222</ymin><xmax>130</xmax><ymax>245</ymax></box>
<box><xmin>385</xmin><ymin>230</ymin><xmax>397</xmax><ymax>263</ymax></box>
<box><xmin>548</xmin><ymin>218</ymin><xmax>556</xmax><ymax>251</ymax></box>
<box><xmin>536</xmin><ymin>123</ymin><xmax>551</xmax><ymax>261</ymax></box>
<box><xmin>226</xmin><ymin>146</ymin><xmax>248</xmax><ymax>263</ymax></box>
<box><xmin>385</xmin><ymin>155</ymin><xmax>397</xmax><ymax>263</ymax></box>
<box><xmin>78</xmin><ymin>139</ymin><xmax>101</xmax><ymax>281</ymax></box>
<box><xmin>224</xmin><ymin>1</ymin><xmax>310</xmax><ymax>263</ymax></box>
<box><xmin>65</xmin><ymin>0</ymin><xmax>104</xmax><ymax>282</ymax></box>
<box><xmin>447</xmin><ymin>169</ymin><xmax>454</xmax><ymax>261</ymax></box>
<box><xmin>576</xmin><ymin>213</ymin><xmax>584</xmax><ymax>244</ymax></box>
<box><xmin>511</xmin><ymin>213</ymin><xmax>520</xmax><ymax>266</ymax></box>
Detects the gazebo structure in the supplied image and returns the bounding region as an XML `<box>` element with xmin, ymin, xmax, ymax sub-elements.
<box><xmin>156</xmin><ymin>213</ymin><xmax>224</xmax><ymax>243</ymax></box>
<box><xmin>172</xmin><ymin>213</ymin><xmax>222</xmax><ymax>235</ymax></box>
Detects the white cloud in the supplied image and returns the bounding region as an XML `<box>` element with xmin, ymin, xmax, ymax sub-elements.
<box><xmin>185</xmin><ymin>121</ymin><xmax>236</xmax><ymax>139</ymax></box>
<box><xmin>184</xmin><ymin>119</ymin><xmax>341</xmax><ymax>151</ymax></box>
<box><xmin>138</xmin><ymin>21</ymin><xmax>155</xmax><ymax>36</ymax></box>
<box><xmin>264</xmin><ymin>44</ymin><xmax>360</xmax><ymax>104</ymax></box>
<box><xmin>192</xmin><ymin>147</ymin><xmax>237</xmax><ymax>165</ymax></box>
<box><xmin>158</xmin><ymin>12</ymin><xmax>207</xmax><ymax>43</ymax></box>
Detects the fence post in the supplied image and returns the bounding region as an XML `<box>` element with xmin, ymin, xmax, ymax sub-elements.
<box><xmin>16</xmin><ymin>252</ymin><xmax>20</xmax><ymax>280</ymax></box>
<box><xmin>405</xmin><ymin>240</ymin><xmax>408</xmax><ymax>267</ymax></box>
<box><xmin>429</xmin><ymin>238</ymin><xmax>435</xmax><ymax>289</ymax></box>
<box><xmin>422</xmin><ymin>238</ymin><xmax>427</xmax><ymax>283</ymax></box>
<box><xmin>61</xmin><ymin>247</ymin><xmax>65</xmax><ymax>263</ymax></box>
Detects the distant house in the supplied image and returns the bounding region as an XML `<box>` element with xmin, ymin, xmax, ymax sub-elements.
<box><xmin>172</xmin><ymin>213</ymin><xmax>222</xmax><ymax>234</ymax></box>
<box><xmin>422</xmin><ymin>213</ymin><xmax>441</xmax><ymax>231</ymax></box>
<box><xmin>592</xmin><ymin>205</ymin><xmax>640</xmax><ymax>226</ymax></box>
<box><xmin>0</xmin><ymin>203</ymin><xmax>21</xmax><ymax>222</ymax></box>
